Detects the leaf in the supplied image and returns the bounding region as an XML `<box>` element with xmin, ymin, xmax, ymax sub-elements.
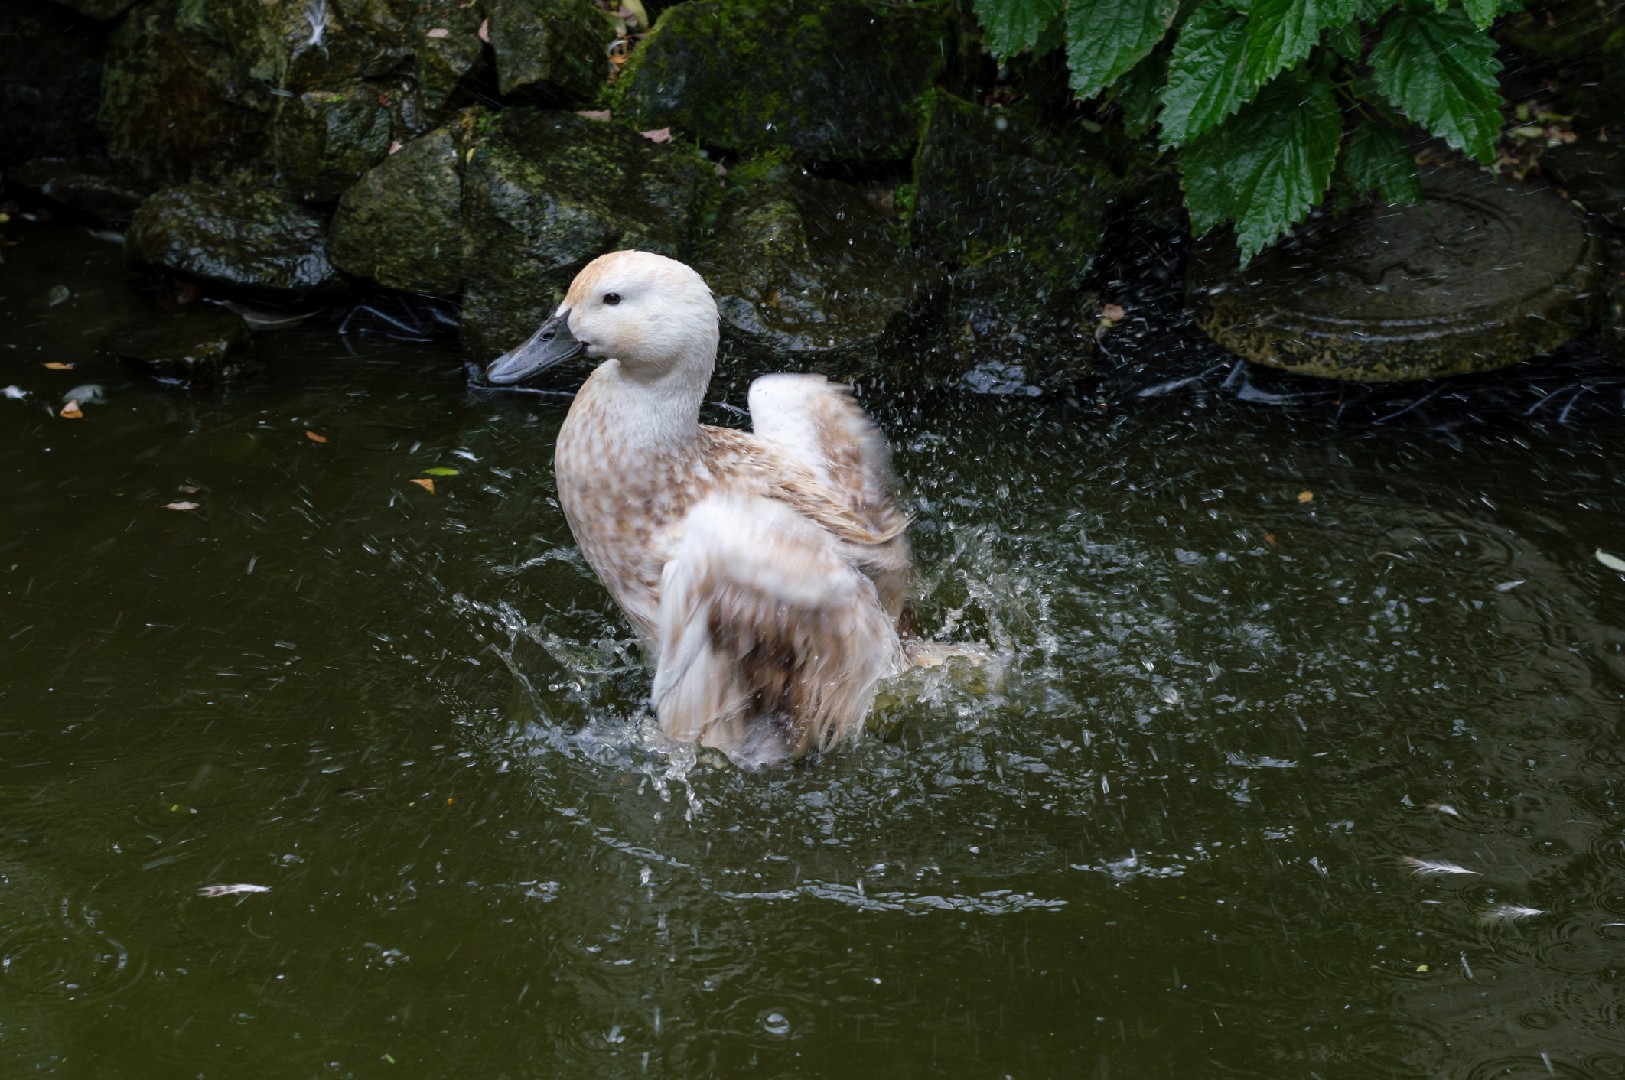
<box><xmin>972</xmin><ymin>0</ymin><xmax>1065</xmax><ymax>58</ymax></box>
<box><xmin>422</xmin><ymin>467</ymin><xmax>461</xmax><ymax>477</ymax></box>
<box><xmin>163</xmin><ymin>501</ymin><xmax>201</xmax><ymax>511</ymax></box>
<box><xmin>305</xmin><ymin>430</ymin><xmax>328</xmax><ymax>443</ymax></box>
<box><xmin>1369</xmin><ymin>7</ymin><xmax>1504</xmax><ymax>165</ymax></box>
<box><xmin>1460</xmin><ymin>0</ymin><xmax>1513</xmax><ymax>30</ymax></box>
<box><xmin>411</xmin><ymin>477</ymin><xmax>436</xmax><ymax>493</ymax></box>
<box><xmin>425</xmin><ymin>27</ymin><xmax>449</xmax><ymax>38</ymax></box>
<box><xmin>43</xmin><ymin>361</ymin><xmax>74</xmax><ymax>370</ymax></box>
<box><xmin>640</xmin><ymin>128</ymin><xmax>672</xmax><ymax>143</ymax></box>
<box><xmin>1180</xmin><ymin>69</ymin><xmax>1343</xmax><ymax>262</ymax></box>
<box><xmin>1062</xmin><ymin>0</ymin><xmax>1178</xmax><ymax>102</ymax></box>
<box><xmin>59</xmin><ymin>400</ymin><xmax>83</xmax><ymax>419</ymax></box>
<box><xmin>1598</xmin><ymin>548</ymin><xmax>1625</xmax><ymax>573</ymax></box>
<box><xmin>1159</xmin><ymin>5</ymin><xmax>1254</xmax><ymax>147</ymax></box>
<box><xmin>1242</xmin><ymin>0</ymin><xmax>1363</xmax><ymax>88</ymax></box>
<box><xmin>1340</xmin><ymin>118</ymin><xmax>1424</xmax><ymax>203</ymax></box>
<box><xmin>1114</xmin><ymin>50</ymin><xmax>1166</xmax><ymax>138</ymax></box>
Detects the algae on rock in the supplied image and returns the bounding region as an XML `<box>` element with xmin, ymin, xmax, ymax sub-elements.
<box><xmin>615</xmin><ymin>0</ymin><xmax>948</xmax><ymax>163</ymax></box>
<box><xmin>128</xmin><ymin>182</ymin><xmax>339</xmax><ymax>294</ymax></box>
<box><xmin>328</xmin><ymin>124</ymin><xmax>468</xmax><ymax>296</ymax></box>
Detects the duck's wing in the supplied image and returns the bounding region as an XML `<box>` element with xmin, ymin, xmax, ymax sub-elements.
<box><xmin>652</xmin><ymin>494</ymin><xmax>902</xmax><ymax>765</ymax></box>
<box><xmin>745</xmin><ymin>374</ymin><xmax>911</xmax><ymax>617</ymax></box>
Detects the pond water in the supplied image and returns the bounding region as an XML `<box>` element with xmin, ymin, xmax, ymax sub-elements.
<box><xmin>4</xmin><ymin>223</ymin><xmax>1625</xmax><ymax>1077</ymax></box>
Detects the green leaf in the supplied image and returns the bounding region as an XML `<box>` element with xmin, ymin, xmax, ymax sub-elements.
<box><xmin>973</xmin><ymin>0</ymin><xmax>1066</xmax><ymax>58</ymax></box>
<box><xmin>1160</xmin><ymin>5</ymin><xmax>1255</xmax><ymax>147</ymax></box>
<box><xmin>1242</xmin><ymin>0</ymin><xmax>1363</xmax><ymax>87</ymax></box>
<box><xmin>1115</xmin><ymin>52</ymin><xmax>1167</xmax><ymax>139</ymax></box>
<box><xmin>1063</xmin><ymin>0</ymin><xmax>1179</xmax><ymax>101</ymax></box>
<box><xmin>1181</xmin><ymin>68</ymin><xmax>1343</xmax><ymax>263</ymax></box>
<box><xmin>1369</xmin><ymin>6</ymin><xmax>1504</xmax><ymax>164</ymax></box>
<box><xmin>1340</xmin><ymin>119</ymin><xmax>1424</xmax><ymax>203</ymax></box>
<box><xmin>422</xmin><ymin>467</ymin><xmax>461</xmax><ymax>477</ymax></box>
<box><xmin>1461</xmin><ymin>0</ymin><xmax>1521</xmax><ymax>28</ymax></box>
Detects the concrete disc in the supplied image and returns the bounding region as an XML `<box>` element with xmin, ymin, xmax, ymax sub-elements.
<box><xmin>1187</xmin><ymin>168</ymin><xmax>1602</xmax><ymax>381</ymax></box>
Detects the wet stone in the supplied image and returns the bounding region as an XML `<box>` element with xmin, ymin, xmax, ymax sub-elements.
<box><xmin>9</xmin><ymin>158</ymin><xmax>151</xmax><ymax>226</ymax></box>
<box><xmin>102</xmin><ymin>306</ymin><xmax>259</xmax><ymax>384</ymax></box>
<box><xmin>615</xmin><ymin>0</ymin><xmax>948</xmax><ymax>163</ymax></box>
<box><xmin>694</xmin><ymin>169</ymin><xmax>939</xmax><ymax>381</ymax></box>
<box><xmin>484</xmin><ymin>0</ymin><xmax>617</xmax><ymax>103</ymax></box>
<box><xmin>1188</xmin><ymin>168</ymin><xmax>1603</xmax><ymax>382</ymax></box>
<box><xmin>127</xmin><ymin>183</ymin><xmax>340</xmax><ymax>295</ymax></box>
<box><xmin>328</xmin><ymin>123</ymin><xmax>467</xmax><ymax>296</ymax></box>
<box><xmin>1541</xmin><ymin>142</ymin><xmax>1625</xmax><ymax>231</ymax></box>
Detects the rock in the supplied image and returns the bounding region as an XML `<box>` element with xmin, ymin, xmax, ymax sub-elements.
<box><xmin>328</xmin><ymin>123</ymin><xmax>468</xmax><ymax>295</ymax></box>
<box><xmin>905</xmin><ymin>91</ymin><xmax>1118</xmax><ymax>388</ymax></box>
<box><xmin>127</xmin><ymin>183</ymin><xmax>339</xmax><ymax>294</ymax></box>
<box><xmin>485</xmin><ymin>0</ymin><xmax>617</xmax><ymax>103</ymax></box>
<box><xmin>1188</xmin><ymin>168</ymin><xmax>1603</xmax><ymax>382</ymax></box>
<box><xmin>459</xmin><ymin>108</ymin><xmax>715</xmax><ymax>354</ymax></box>
<box><xmin>615</xmin><ymin>0</ymin><xmax>948</xmax><ymax>163</ymax></box>
<box><xmin>9</xmin><ymin>158</ymin><xmax>151</xmax><ymax>225</ymax></box>
<box><xmin>273</xmin><ymin>86</ymin><xmax>395</xmax><ymax>203</ymax></box>
<box><xmin>100</xmin><ymin>0</ymin><xmax>272</xmax><ymax>184</ymax></box>
<box><xmin>50</xmin><ymin>0</ymin><xmax>139</xmax><ymax>19</ymax></box>
<box><xmin>0</xmin><ymin>0</ymin><xmax>107</xmax><ymax>166</ymax></box>
<box><xmin>1541</xmin><ymin>141</ymin><xmax>1625</xmax><ymax>231</ymax></box>
<box><xmin>102</xmin><ymin>306</ymin><xmax>259</xmax><ymax>384</ymax></box>
<box><xmin>693</xmin><ymin>163</ymin><xmax>939</xmax><ymax>381</ymax></box>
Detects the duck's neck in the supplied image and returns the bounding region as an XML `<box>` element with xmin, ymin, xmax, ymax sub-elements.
<box><xmin>574</xmin><ymin>357</ymin><xmax>711</xmax><ymax>461</ymax></box>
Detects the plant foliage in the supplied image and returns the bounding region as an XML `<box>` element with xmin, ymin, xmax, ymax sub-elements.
<box><xmin>970</xmin><ymin>0</ymin><xmax>1522</xmax><ymax>263</ymax></box>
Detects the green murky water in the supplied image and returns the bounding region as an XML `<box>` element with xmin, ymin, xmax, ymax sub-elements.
<box><xmin>4</xmin><ymin>225</ymin><xmax>1625</xmax><ymax>1077</ymax></box>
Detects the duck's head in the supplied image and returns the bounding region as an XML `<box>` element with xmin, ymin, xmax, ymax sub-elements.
<box><xmin>485</xmin><ymin>250</ymin><xmax>720</xmax><ymax>386</ymax></box>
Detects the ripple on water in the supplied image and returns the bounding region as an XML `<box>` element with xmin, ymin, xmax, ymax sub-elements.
<box><xmin>0</xmin><ymin>861</ymin><xmax>144</xmax><ymax>1005</ymax></box>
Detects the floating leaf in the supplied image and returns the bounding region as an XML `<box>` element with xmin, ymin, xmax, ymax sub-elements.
<box><xmin>163</xmin><ymin>501</ymin><xmax>201</xmax><ymax>511</ymax></box>
<box><xmin>1598</xmin><ymin>548</ymin><xmax>1625</xmax><ymax>572</ymax></box>
<box><xmin>422</xmin><ymin>467</ymin><xmax>461</xmax><ymax>477</ymax></box>
<box><xmin>305</xmin><ymin>430</ymin><xmax>328</xmax><ymax>443</ymax></box>
<box><xmin>43</xmin><ymin>361</ymin><xmax>74</xmax><ymax>370</ymax></box>
<box><xmin>411</xmin><ymin>477</ymin><xmax>436</xmax><ymax>493</ymax></box>
<box><xmin>59</xmin><ymin>400</ymin><xmax>83</xmax><ymax>419</ymax></box>
<box><xmin>1297</xmin><ymin>490</ymin><xmax>1314</xmax><ymax>504</ymax></box>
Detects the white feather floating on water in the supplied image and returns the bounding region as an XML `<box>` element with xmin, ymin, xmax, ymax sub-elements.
<box><xmin>1597</xmin><ymin>548</ymin><xmax>1625</xmax><ymax>573</ymax></box>
<box><xmin>1401</xmin><ymin>856</ymin><xmax>1479</xmax><ymax>876</ymax></box>
<box><xmin>1479</xmin><ymin>903</ymin><xmax>1547</xmax><ymax>924</ymax></box>
<box><xmin>197</xmin><ymin>883</ymin><xmax>271</xmax><ymax>898</ymax></box>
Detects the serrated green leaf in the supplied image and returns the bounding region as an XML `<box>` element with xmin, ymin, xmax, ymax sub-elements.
<box><xmin>973</xmin><ymin>0</ymin><xmax>1066</xmax><ymax>58</ymax></box>
<box><xmin>1181</xmin><ymin>68</ymin><xmax>1343</xmax><ymax>263</ymax></box>
<box><xmin>1115</xmin><ymin>52</ymin><xmax>1167</xmax><ymax>139</ymax></box>
<box><xmin>1461</xmin><ymin>0</ymin><xmax>1519</xmax><ymax>28</ymax></box>
<box><xmin>1242</xmin><ymin>0</ymin><xmax>1363</xmax><ymax>87</ymax></box>
<box><xmin>1063</xmin><ymin>0</ymin><xmax>1179</xmax><ymax>101</ymax></box>
<box><xmin>1160</xmin><ymin>5</ymin><xmax>1254</xmax><ymax>147</ymax></box>
<box><xmin>1369</xmin><ymin>6</ymin><xmax>1504</xmax><ymax>164</ymax></box>
<box><xmin>1340</xmin><ymin>119</ymin><xmax>1424</xmax><ymax>203</ymax></box>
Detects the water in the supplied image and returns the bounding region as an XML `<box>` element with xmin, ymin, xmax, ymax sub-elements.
<box><xmin>4</xmin><ymin>223</ymin><xmax>1625</xmax><ymax>1076</ymax></box>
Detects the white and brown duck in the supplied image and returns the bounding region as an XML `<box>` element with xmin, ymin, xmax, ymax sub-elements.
<box><xmin>486</xmin><ymin>250</ymin><xmax>911</xmax><ymax>765</ymax></box>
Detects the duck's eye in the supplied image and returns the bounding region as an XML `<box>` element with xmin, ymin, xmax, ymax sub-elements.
<box><xmin>602</xmin><ymin>292</ymin><xmax>622</xmax><ymax>306</ymax></box>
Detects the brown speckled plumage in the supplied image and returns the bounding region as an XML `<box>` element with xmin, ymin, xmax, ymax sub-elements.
<box><xmin>533</xmin><ymin>251</ymin><xmax>911</xmax><ymax>764</ymax></box>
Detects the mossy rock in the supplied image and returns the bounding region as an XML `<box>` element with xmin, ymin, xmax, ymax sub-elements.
<box><xmin>328</xmin><ymin>123</ymin><xmax>468</xmax><ymax>295</ymax></box>
<box><xmin>485</xmin><ymin>0</ymin><xmax>617</xmax><ymax>103</ymax></box>
<box><xmin>0</xmin><ymin>0</ymin><xmax>110</xmax><ymax>166</ymax></box>
<box><xmin>615</xmin><ymin>0</ymin><xmax>949</xmax><ymax>163</ymax></box>
<box><xmin>102</xmin><ymin>305</ymin><xmax>259</xmax><ymax>384</ymax></box>
<box><xmin>9</xmin><ymin>158</ymin><xmax>151</xmax><ymax>225</ymax></box>
<box><xmin>51</xmin><ymin>0</ymin><xmax>140</xmax><ymax>18</ymax></box>
<box><xmin>693</xmin><ymin>165</ymin><xmax>940</xmax><ymax>382</ymax></box>
<box><xmin>460</xmin><ymin>109</ymin><xmax>716</xmax><ymax>354</ymax></box>
<box><xmin>127</xmin><ymin>182</ymin><xmax>339</xmax><ymax>295</ymax></box>
<box><xmin>100</xmin><ymin>0</ymin><xmax>272</xmax><ymax>184</ymax></box>
<box><xmin>273</xmin><ymin>86</ymin><xmax>395</xmax><ymax>203</ymax></box>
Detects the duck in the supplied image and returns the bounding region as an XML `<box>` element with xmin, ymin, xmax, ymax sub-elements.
<box><xmin>486</xmin><ymin>250</ymin><xmax>911</xmax><ymax>765</ymax></box>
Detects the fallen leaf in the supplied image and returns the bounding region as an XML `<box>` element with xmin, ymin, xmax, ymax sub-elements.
<box><xmin>1297</xmin><ymin>490</ymin><xmax>1314</xmax><ymax>504</ymax></box>
<box><xmin>163</xmin><ymin>501</ymin><xmax>201</xmax><ymax>511</ymax></box>
<box><xmin>426</xmin><ymin>26</ymin><xmax>449</xmax><ymax>38</ymax></box>
<box><xmin>388</xmin><ymin>139</ymin><xmax>403</xmax><ymax>155</ymax></box>
<box><xmin>43</xmin><ymin>361</ymin><xmax>74</xmax><ymax>370</ymax></box>
<box><xmin>1598</xmin><ymin>548</ymin><xmax>1625</xmax><ymax>573</ymax></box>
<box><xmin>478</xmin><ymin>17</ymin><xmax>489</xmax><ymax>42</ymax></box>
<box><xmin>180</xmin><ymin>484</ymin><xmax>200</xmax><ymax>494</ymax></box>
<box><xmin>576</xmin><ymin>109</ymin><xmax>612</xmax><ymax>122</ymax></box>
<box><xmin>305</xmin><ymin>430</ymin><xmax>328</xmax><ymax>443</ymax></box>
<box><xmin>640</xmin><ymin>127</ymin><xmax>672</xmax><ymax>143</ymax></box>
<box><xmin>1262</xmin><ymin>532</ymin><xmax>1277</xmax><ymax>546</ymax></box>
<box><xmin>411</xmin><ymin>477</ymin><xmax>436</xmax><ymax>493</ymax></box>
<box><xmin>59</xmin><ymin>400</ymin><xmax>83</xmax><ymax>419</ymax></box>
<box><xmin>1100</xmin><ymin>303</ymin><xmax>1126</xmax><ymax>322</ymax></box>
<box><xmin>422</xmin><ymin>466</ymin><xmax>460</xmax><ymax>477</ymax></box>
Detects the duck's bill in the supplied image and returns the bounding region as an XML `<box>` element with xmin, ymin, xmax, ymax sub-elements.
<box><xmin>484</xmin><ymin>310</ymin><xmax>585</xmax><ymax>384</ymax></box>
